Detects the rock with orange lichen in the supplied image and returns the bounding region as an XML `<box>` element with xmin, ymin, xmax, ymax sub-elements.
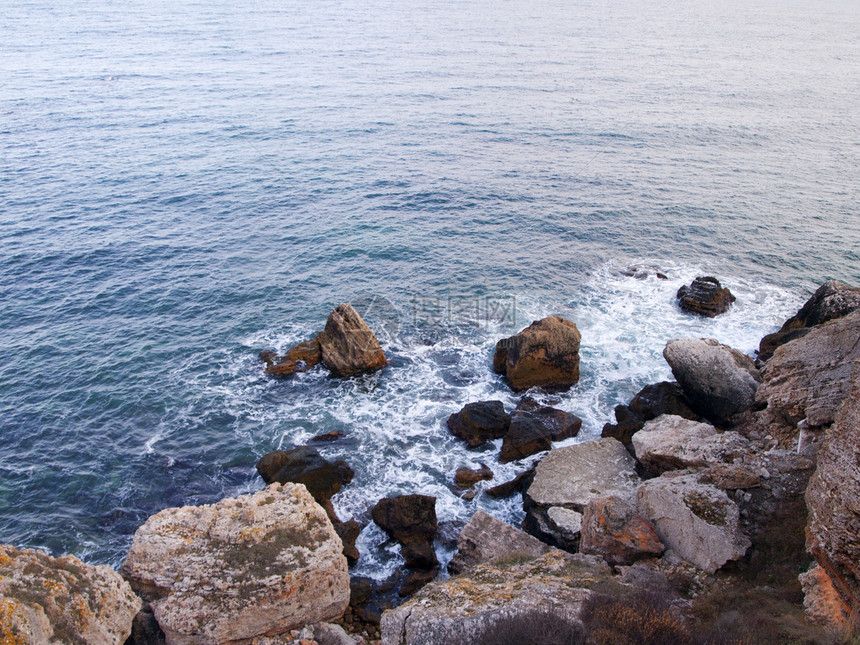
<box><xmin>0</xmin><ymin>544</ymin><xmax>140</xmax><ymax>645</ymax></box>
<box><xmin>119</xmin><ymin>483</ymin><xmax>349</xmax><ymax>645</ymax></box>
<box><xmin>579</xmin><ymin>496</ymin><xmax>664</xmax><ymax>566</ymax></box>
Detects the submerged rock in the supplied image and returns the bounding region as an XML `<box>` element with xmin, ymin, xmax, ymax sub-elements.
<box><xmin>676</xmin><ymin>276</ymin><xmax>735</xmax><ymax>317</ymax></box>
<box><xmin>485</xmin><ymin>468</ymin><xmax>534</xmax><ymax>499</ymax></box>
<box><xmin>446</xmin><ymin>401</ymin><xmax>509</xmax><ymax>447</ymax></box>
<box><xmin>579</xmin><ymin>496</ymin><xmax>664</xmax><ymax>566</ymax></box>
<box><xmin>119</xmin><ymin>483</ymin><xmax>350</xmax><ymax>645</ymax></box>
<box><xmin>493</xmin><ymin>316</ymin><xmax>582</xmax><ymax>392</ymax></box>
<box><xmin>317</xmin><ymin>303</ymin><xmax>388</xmax><ymax>376</ymax></box>
<box><xmin>0</xmin><ymin>545</ymin><xmax>141</xmax><ymax>645</ymax></box>
<box><xmin>265</xmin><ymin>338</ymin><xmax>323</xmax><ymax>377</ymax></box>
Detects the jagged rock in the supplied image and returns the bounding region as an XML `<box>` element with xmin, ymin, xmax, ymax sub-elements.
<box><xmin>448</xmin><ymin>510</ymin><xmax>552</xmax><ymax>575</ymax></box>
<box><xmin>317</xmin><ymin>303</ymin><xmax>387</xmax><ymax>376</ymax></box>
<box><xmin>381</xmin><ymin>551</ymin><xmax>610</xmax><ymax>645</ymax></box>
<box><xmin>513</xmin><ymin>399</ymin><xmax>582</xmax><ymax>441</ymax></box>
<box><xmin>371</xmin><ymin>495</ymin><xmax>439</xmax><ymax>589</ymax></box>
<box><xmin>805</xmin><ymin>362</ymin><xmax>860</xmax><ymax>617</ymax></box>
<box><xmin>446</xmin><ymin>401</ymin><xmax>510</xmax><ymax>447</ymax></box>
<box><xmin>631</xmin><ymin>414</ymin><xmax>750</xmax><ymax>473</ymax></box>
<box><xmin>0</xmin><ymin>545</ymin><xmax>141</xmax><ymax>645</ymax></box>
<box><xmin>485</xmin><ymin>468</ymin><xmax>534</xmax><ymax>499</ymax></box>
<box><xmin>636</xmin><ymin>473</ymin><xmax>750</xmax><ymax>573</ymax></box>
<box><xmin>580</xmin><ymin>496</ymin><xmax>664</xmax><ymax>566</ymax></box>
<box><xmin>265</xmin><ymin>338</ymin><xmax>323</xmax><ymax>377</ymax></box>
<box><xmin>119</xmin><ymin>483</ymin><xmax>350</xmax><ymax>645</ymax></box>
<box><xmin>493</xmin><ymin>316</ymin><xmax>582</xmax><ymax>392</ymax></box>
<box><xmin>453</xmin><ymin>464</ymin><xmax>493</xmax><ymax>488</ymax></box>
<box><xmin>759</xmin><ymin>280</ymin><xmax>860</xmax><ymax>363</ymax></box>
<box><xmin>334</xmin><ymin>519</ymin><xmax>361</xmax><ymax>563</ymax></box>
<box><xmin>603</xmin><ymin>382</ymin><xmax>700</xmax><ymax>446</ymax></box>
<box><xmin>698</xmin><ymin>464</ymin><xmax>761</xmax><ymax>490</ymax></box>
<box><xmin>663</xmin><ymin>338</ymin><xmax>761</xmax><ymax>424</ymax></box>
<box><xmin>499</xmin><ymin>414</ymin><xmax>552</xmax><ymax>463</ymax></box>
<box><xmin>676</xmin><ymin>276</ymin><xmax>735</xmax><ymax>317</ymax></box>
<box><xmin>756</xmin><ymin>310</ymin><xmax>860</xmax><ymax>434</ymax></box>
<box><xmin>799</xmin><ymin>564</ymin><xmax>853</xmax><ymax>631</ymax></box>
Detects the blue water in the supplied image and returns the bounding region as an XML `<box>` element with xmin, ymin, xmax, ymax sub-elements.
<box><xmin>1</xmin><ymin>0</ymin><xmax>858</xmax><ymax>575</ymax></box>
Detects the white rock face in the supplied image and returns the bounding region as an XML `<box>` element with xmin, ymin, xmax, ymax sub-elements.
<box><xmin>0</xmin><ymin>545</ymin><xmax>141</xmax><ymax>645</ymax></box>
<box><xmin>120</xmin><ymin>483</ymin><xmax>349</xmax><ymax>645</ymax></box>
<box><xmin>632</xmin><ymin>414</ymin><xmax>750</xmax><ymax>473</ymax></box>
<box><xmin>636</xmin><ymin>474</ymin><xmax>750</xmax><ymax>574</ymax></box>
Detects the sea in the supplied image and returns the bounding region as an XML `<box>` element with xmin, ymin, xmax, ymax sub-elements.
<box><xmin>1</xmin><ymin>0</ymin><xmax>858</xmax><ymax>579</ymax></box>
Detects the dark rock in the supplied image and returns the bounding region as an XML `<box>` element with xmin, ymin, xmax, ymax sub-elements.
<box><xmin>401</xmin><ymin>541</ymin><xmax>438</xmax><ymax>569</ymax></box>
<box><xmin>499</xmin><ymin>415</ymin><xmax>552</xmax><ymax>463</ymax></box>
<box><xmin>514</xmin><ymin>399</ymin><xmax>582</xmax><ymax>441</ymax></box>
<box><xmin>676</xmin><ymin>276</ymin><xmax>736</xmax><ymax>317</ymax></box>
<box><xmin>317</xmin><ymin>303</ymin><xmax>387</xmax><ymax>376</ymax></box>
<box><xmin>621</xmin><ymin>265</ymin><xmax>668</xmax><ymax>280</ymax></box>
<box><xmin>602</xmin><ymin>404</ymin><xmax>647</xmax><ymax>446</ymax></box>
<box><xmin>349</xmin><ymin>577</ymin><xmax>373</xmax><ymax>608</ymax></box>
<box><xmin>580</xmin><ymin>496</ymin><xmax>664</xmax><ymax>566</ymax></box>
<box><xmin>602</xmin><ymin>382</ymin><xmax>698</xmax><ymax>446</ymax></box>
<box><xmin>333</xmin><ymin>519</ymin><xmax>361</xmax><ymax>563</ymax></box>
<box><xmin>126</xmin><ymin>603</ymin><xmax>166</xmax><ymax>645</ymax></box>
<box><xmin>454</xmin><ymin>464</ymin><xmax>493</xmax><ymax>488</ymax></box>
<box><xmin>522</xmin><ymin>506</ymin><xmax>583</xmax><ymax>552</ymax></box>
<box><xmin>355</xmin><ymin>603</ymin><xmax>383</xmax><ymax>626</ymax></box>
<box><xmin>371</xmin><ymin>495</ymin><xmax>437</xmax><ymax>545</ymax></box>
<box><xmin>759</xmin><ymin>280</ymin><xmax>860</xmax><ymax>363</ymax></box>
<box><xmin>446</xmin><ymin>401</ymin><xmax>510</xmax><ymax>447</ymax></box>
<box><xmin>258</xmin><ymin>349</ymin><xmax>278</xmax><ymax>365</ymax></box>
<box><xmin>311</xmin><ymin>430</ymin><xmax>345</xmax><ymax>443</ymax></box>
<box><xmin>493</xmin><ymin>316</ymin><xmax>582</xmax><ymax>392</ymax></box>
<box><xmin>399</xmin><ymin>567</ymin><xmax>439</xmax><ymax>597</ymax></box>
<box><xmin>485</xmin><ymin>468</ymin><xmax>535</xmax><ymax>499</ymax></box>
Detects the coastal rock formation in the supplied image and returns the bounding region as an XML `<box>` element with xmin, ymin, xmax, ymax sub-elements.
<box><xmin>756</xmin><ymin>310</ymin><xmax>860</xmax><ymax>434</ymax></box>
<box><xmin>0</xmin><ymin>545</ymin><xmax>140</xmax><ymax>645</ymax></box>
<box><xmin>371</xmin><ymin>495</ymin><xmax>439</xmax><ymax>595</ymax></box>
<box><xmin>264</xmin><ymin>338</ymin><xmax>322</xmax><ymax>377</ymax></box>
<box><xmin>493</xmin><ymin>316</ymin><xmax>581</xmax><ymax>391</ymax></box>
<box><xmin>758</xmin><ymin>280</ymin><xmax>860</xmax><ymax>363</ymax></box>
<box><xmin>663</xmin><ymin>338</ymin><xmax>761</xmax><ymax>424</ymax></box>
<box><xmin>485</xmin><ymin>468</ymin><xmax>534</xmax><ymax>499</ymax></box>
<box><xmin>447</xmin><ymin>510</ymin><xmax>552</xmax><ymax>575</ymax></box>
<box><xmin>676</xmin><ymin>276</ymin><xmax>735</xmax><ymax>317</ymax></box>
<box><xmin>799</xmin><ymin>564</ymin><xmax>854</xmax><ymax>630</ymax></box>
<box><xmin>579</xmin><ymin>496</ymin><xmax>664</xmax><ymax>566</ymax></box>
<box><xmin>804</xmin><ymin>363</ymin><xmax>860</xmax><ymax>618</ymax></box>
<box><xmin>513</xmin><ymin>399</ymin><xmax>582</xmax><ymax>441</ymax></box>
<box><xmin>317</xmin><ymin>303</ymin><xmax>388</xmax><ymax>376</ymax></box>
<box><xmin>119</xmin><ymin>483</ymin><xmax>350</xmax><ymax>645</ymax></box>
<box><xmin>453</xmin><ymin>464</ymin><xmax>493</xmax><ymax>488</ymax></box>
<box><xmin>636</xmin><ymin>473</ymin><xmax>750</xmax><ymax>573</ymax></box>
<box><xmin>499</xmin><ymin>413</ymin><xmax>552</xmax><ymax>463</ymax></box>
<box><xmin>446</xmin><ymin>401</ymin><xmax>509</xmax><ymax>447</ymax></box>
<box><xmin>631</xmin><ymin>414</ymin><xmax>750</xmax><ymax>474</ymax></box>
<box><xmin>381</xmin><ymin>551</ymin><xmax>609</xmax><ymax>645</ymax></box>
<box><xmin>602</xmin><ymin>382</ymin><xmax>698</xmax><ymax>446</ymax></box>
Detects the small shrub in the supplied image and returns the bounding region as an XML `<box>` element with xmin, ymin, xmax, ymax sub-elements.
<box><xmin>474</xmin><ymin>609</ymin><xmax>585</xmax><ymax>645</ymax></box>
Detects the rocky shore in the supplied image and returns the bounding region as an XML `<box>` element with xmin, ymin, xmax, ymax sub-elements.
<box><xmin>2</xmin><ymin>280</ymin><xmax>859</xmax><ymax>644</ymax></box>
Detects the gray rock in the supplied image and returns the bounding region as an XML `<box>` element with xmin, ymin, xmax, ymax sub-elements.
<box><xmin>663</xmin><ymin>338</ymin><xmax>761</xmax><ymax>423</ymax></box>
<box><xmin>447</xmin><ymin>510</ymin><xmax>551</xmax><ymax>575</ymax></box>
<box><xmin>317</xmin><ymin>303</ymin><xmax>388</xmax><ymax>376</ymax></box>
<box><xmin>632</xmin><ymin>414</ymin><xmax>750</xmax><ymax>473</ymax></box>
<box><xmin>636</xmin><ymin>473</ymin><xmax>750</xmax><ymax>573</ymax></box>
<box><xmin>313</xmin><ymin>622</ymin><xmax>363</xmax><ymax>645</ymax></box>
<box><xmin>0</xmin><ymin>545</ymin><xmax>141</xmax><ymax>645</ymax></box>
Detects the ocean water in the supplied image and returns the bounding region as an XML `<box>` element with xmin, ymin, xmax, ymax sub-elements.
<box><xmin>1</xmin><ymin>0</ymin><xmax>858</xmax><ymax>575</ymax></box>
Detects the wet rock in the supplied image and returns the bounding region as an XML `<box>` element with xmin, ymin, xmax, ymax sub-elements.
<box><xmin>446</xmin><ymin>401</ymin><xmax>509</xmax><ymax>447</ymax></box>
<box><xmin>499</xmin><ymin>414</ymin><xmax>552</xmax><ymax>463</ymax></box>
<box><xmin>334</xmin><ymin>519</ymin><xmax>361</xmax><ymax>563</ymax></box>
<box><xmin>602</xmin><ymin>382</ymin><xmax>698</xmax><ymax>445</ymax></box>
<box><xmin>663</xmin><ymin>338</ymin><xmax>761</xmax><ymax>424</ymax></box>
<box><xmin>119</xmin><ymin>483</ymin><xmax>350</xmax><ymax>644</ymax></box>
<box><xmin>447</xmin><ymin>510</ymin><xmax>552</xmax><ymax>575</ymax></box>
<box><xmin>513</xmin><ymin>399</ymin><xmax>582</xmax><ymax>441</ymax></box>
<box><xmin>453</xmin><ymin>464</ymin><xmax>493</xmax><ymax>488</ymax></box>
<box><xmin>485</xmin><ymin>468</ymin><xmax>534</xmax><ymax>499</ymax></box>
<box><xmin>265</xmin><ymin>338</ymin><xmax>323</xmax><ymax>377</ymax></box>
<box><xmin>317</xmin><ymin>303</ymin><xmax>387</xmax><ymax>377</ymax></box>
<box><xmin>805</xmin><ymin>362</ymin><xmax>860</xmax><ymax>616</ymax></box>
<box><xmin>601</xmin><ymin>404</ymin><xmax>648</xmax><ymax>446</ymax></box>
<box><xmin>493</xmin><ymin>316</ymin><xmax>581</xmax><ymax>392</ymax></box>
<box><xmin>0</xmin><ymin>544</ymin><xmax>141</xmax><ymax>645</ymax></box>
<box><xmin>621</xmin><ymin>265</ymin><xmax>668</xmax><ymax>280</ymax></box>
<box><xmin>579</xmin><ymin>496</ymin><xmax>664</xmax><ymax>566</ymax></box>
<box><xmin>636</xmin><ymin>473</ymin><xmax>750</xmax><ymax>573</ymax></box>
<box><xmin>676</xmin><ymin>276</ymin><xmax>735</xmax><ymax>317</ymax></box>
<box><xmin>371</xmin><ymin>495</ymin><xmax>438</xmax><ymax>593</ymax></box>
<box><xmin>259</xmin><ymin>349</ymin><xmax>278</xmax><ymax>365</ymax></box>
<box><xmin>311</xmin><ymin>430</ymin><xmax>345</xmax><ymax>443</ymax></box>
<box><xmin>799</xmin><ymin>564</ymin><xmax>853</xmax><ymax>631</ymax></box>
<box><xmin>759</xmin><ymin>280</ymin><xmax>860</xmax><ymax>363</ymax></box>
<box><xmin>632</xmin><ymin>414</ymin><xmax>750</xmax><ymax>474</ymax></box>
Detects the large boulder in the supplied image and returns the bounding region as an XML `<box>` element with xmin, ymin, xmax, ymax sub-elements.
<box><xmin>317</xmin><ymin>303</ymin><xmax>388</xmax><ymax>376</ymax></box>
<box><xmin>493</xmin><ymin>316</ymin><xmax>581</xmax><ymax>392</ymax></box>
<box><xmin>513</xmin><ymin>399</ymin><xmax>582</xmax><ymax>441</ymax></box>
<box><xmin>756</xmin><ymin>310</ymin><xmax>860</xmax><ymax>433</ymax></box>
<box><xmin>759</xmin><ymin>280</ymin><xmax>860</xmax><ymax>363</ymax></box>
<box><xmin>499</xmin><ymin>401</ymin><xmax>582</xmax><ymax>463</ymax></box>
<box><xmin>119</xmin><ymin>483</ymin><xmax>350</xmax><ymax>644</ymax></box>
<box><xmin>631</xmin><ymin>414</ymin><xmax>750</xmax><ymax>474</ymax></box>
<box><xmin>0</xmin><ymin>545</ymin><xmax>141</xmax><ymax>645</ymax></box>
<box><xmin>579</xmin><ymin>496</ymin><xmax>664</xmax><ymax>566</ymax></box>
<box><xmin>676</xmin><ymin>276</ymin><xmax>735</xmax><ymax>317</ymax></box>
<box><xmin>446</xmin><ymin>401</ymin><xmax>509</xmax><ymax>447</ymax></box>
<box><xmin>636</xmin><ymin>473</ymin><xmax>750</xmax><ymax>573</ymax></box>
<box><xmin>602</xmin><ymin>382</ymin><xmax>698</xmax><ymax>445</ymax></box>
<box><xmin>663</xmin><ymin>338</ymin><xmax>761</xmax><ymax>424</ymax></box>
<box><xmin>804</xmin><ymin>363</ymin><xmax>860</xmax><ymax>618</ymax></box>
<box><xmin>447</xmin><ymin>510</ymin><xmax>552</xmax><ymax>575</ymax></box>
<box><xmin>371</xmin><ymin>495</ymin><xmax>439</xmax><ymax>595</ymax></box>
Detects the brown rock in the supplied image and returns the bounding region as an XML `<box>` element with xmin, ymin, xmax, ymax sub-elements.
<box><xmin>602</xmin><ymin>382</ymin><xmax>699</xmax><ymax>446</ymax></box>
<box><xmin>317</xmin><ymin>303</ymin><xmax>387</xmax><ymax>376</ymax></box>
<box><xmin>446</xmin><ymin>401</ymin><xmax>510</xmax><ymax>447</ymax></box>
<box><xmin>799</xmin><ymin>564</ymin><xmax>854</xmax><ymax>630</ymax></box>
<box><xmin>399</xmin><ymin>567</ymin><xmax>439</xmax><ymax>598</ymax></box>
<box><xmin>334</xmin><ymin>519</ymin><xmax>361</xmax><ymax>563</ymax></box>
<box><xmin>454</xmin><ymin>464</ymin><xmax>493</xmax><ymax>488</ymax></box>
<box><xmin>676</xmin><ymin>276</ymin><xmax>736</xmax><ymax>317</ymax></box>
<box><xmin>265</xmin><ymin>338</ymin><xmax>323</xmax><ymax>377</ymax></box>
<box><xmin>493</xmin><ymin>316</ymin><xmax>582</xmax><ymax>392</ymax></box>
<box><xmin>699</xmin><ymin>464</ymin><xmax>761</xmax><ymax>490</ymax></box>
<box><xmin>580</xmin><ymin>496</ymin><xmax>664</xmax><ymax>566</ymax></box>
<box><xmin>514</xmin><ymin>399</ymin><xmax>582</xmax><ymax>441</ymax></box>
<box><xmin>371</xmin><ymin>495</ymin><xmax>437</xmax><ymax>546</ymax></box>
<box><xmin>499</xmin><ymin>414</ymin><xmax>552</xmax><ymax>463</ymax></box>
<box><xmin>311</xmin><ymin>430</ymin><xmax>345</xmax><ymax>443</ymax></box>
<box><xmin>485</xmin><ymin>469</ymin><xmax>535</xmax><ymax>499</ymax></box>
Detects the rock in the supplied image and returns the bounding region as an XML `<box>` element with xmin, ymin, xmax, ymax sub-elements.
<box><xmin>259</xmin><ymin>349</ymin><xmax>278</xmax><ymax>365</ymax></box>
<box><xmin>663</xmin><ymin>338</ymin><xmax>761</xmax><ymax>424</ymax></box>
<box><xmin>313</xmin><ymin>622</ymin><xmax>360</xmax><ymax>645</ymax></box>
<box><xmin>381</xmin><ymin>551</ymin><xmax>609</xmax><ymax>645</ymax></box>
<box><xmin>579</xmin><ymin>496</ymin><xmax>664</xmax><ymax>566</ymax></box>
<box><xmin>317</xmin><ymin>303</ymin><xmax>387</xmax><ymax>377</ymax></box>
<box><xmin>399</xmin><ymin>568</ymin><xmax>439</xmax><ymax>598</ymax></box>
<box><xmin>493</xmin><ymin>316</ymin><xmax>582</xmax><ymax>392</ymax></box>
<box><xmin>311</xmin><ymin>431</ymin><xmax>345</xmax><ymax>443</ymax></box>
<box><xmin>265</xmin><ymin>338</ymin><xmax>323</xmax><ymax>377</ymax></box>
<box><xmin>799</xmin><ymin>564</ymin><xmax>853</xmax><ymax>631</ymax></box>
<box><xmin>453</xmin><ymin>464</ymin><xmax>493</xmax><ymax>488</ymax></box>
<box><xmin>127</xmin><ymin>603</ymin><xmax>166</xmax><ymax>645</ymax></box>
<box><xmin>447</xmin><ymin>510</ymin><xmax>552</xmax><ymax>575</ymax></box>
<box><xmin>543</xmin><ymin>507</ymin><xmax>584</xmax><ymax>549</ymax></box>
<box><xmin>0</xmin><ymin>545</ymin><xmax>141</xmax><ymax>645</ymax></box>
<box><xmin>601</xmin><ymin>405</ymin><xmax>648</xmax><ymax>446</ymax></box>
<box><xmin>759</xmin><ymin>280</ymin><xmax>860</xmax><ymax>363</ymax></box>
<box><xmin>805</xmin><ymin>362</ymin><xmax>860</xmax><ymax>616</ymax></box>
<box><xmin>485</xmin><ymin>469</ymin><xmax>534</xmax><ymax>499</ymax></box>
<box><xmin>334</xmin><ymin>519</ymin><xmax>361</xmax><ymax>563</ymax></box>
<box><xmin>631</xmin><ymin>414</ymin><xmax>750</xmax><ymax>474</ymax></box>
<box><xmin>756</xmin><ymin>310</ymin><xmax>860</xmax><ymax>432</ymax></box>
<box><xmin>446</xmin><ymin>401</ymin><xmax>509</xmax><ymax>447</ymax></box>
<box><xmin>371</xmin><ymin>495</ymin><xmax>439</xmax><ymax>581</ymax></box>
<box><xmin>636</xmin><ymin>473</ymin><xmax>750</xmax><ymax>573</ymax></box>
<box><xmin>698</xmin><ymin>464</ymin><xmax>761</xmax><ymax>490</ymax></box>
<box><xmin>621</xmin><ymin>265</ymin><xmax>668</xmax><ymax>280</ymax></box>
<box><xmin>513</xmin><ymin>399</ymin><xmax>582</xmax><ymax>441</ymax></box>
<box><xmin>119</xmin><ymin>483</ymin><xmax>349</xmax><ymax>645</ymax></box>
<box><xmin>499</xmin><ymin>414</ymin><xmax>552</xmax><ymax>463</ymax></box>
<box><xmin>676</xmin><ymin>276</ymin><xmax>735</xmax><ymax>317</ymax></box>
<box><xmin>602</xmin><ymin>382</ymin><xmax>698</xmax><ymax>446</ymax></box>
